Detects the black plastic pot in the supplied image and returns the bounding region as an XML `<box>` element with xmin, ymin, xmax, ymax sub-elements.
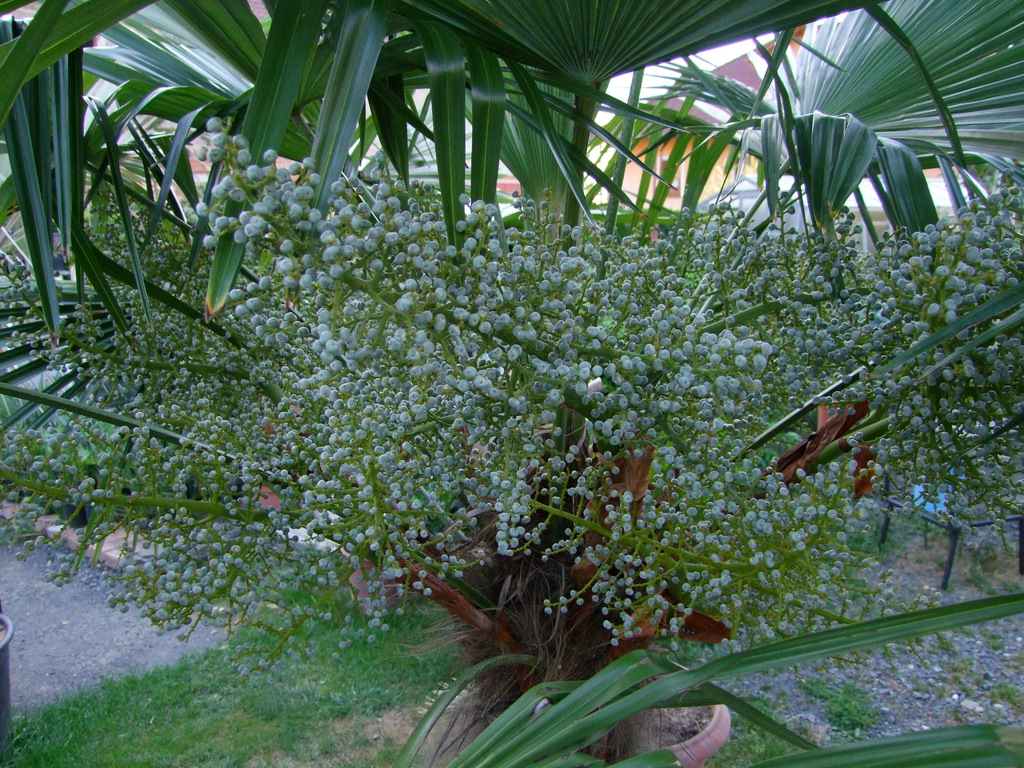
<box><xmin>0</xmin><ymin>601</ymin><xmax>11</xmax><ymax>756</ymax></box>
<box><xmin>61</xmin><ymin>500</ymin><xmax>92</xmax><ymax>530</ymax></box>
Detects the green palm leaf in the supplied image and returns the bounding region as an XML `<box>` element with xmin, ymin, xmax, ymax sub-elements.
<box><xmin>89</xmin><ymin>21</ymin><xmax>250</xmax><ymax>97</ymax></box>
<box><xmin>872</xmin><ymin>139</ymin><xmax>938</xmax><ymax>233</ymax></box>
<box><xmin>442</xmin><ymin>593</ymin><xmax>1024</xmax><ymax>767</ymax></box>
<box><xmin>0</xmin><ymin>0</ymin><xmax>156</xmax><ymax>86</ymax></box>
<box><xmin>1</xmin><ymin>18</ymin><xmax>60</xmax><ymax>336</ymax></box>
<box><xmin>746</xmin><ymin>726</ymin><xmax>1024</xmax><ymax>768</ymax></box>
<box><xmin>659</xmin><ymin>0</ymin><xmax>1023</xmax><ymax>232</ymax></box>
<box><xmin>404</xmin><ymin>0</ymin><xmax>883</xmax><ymax>83</ymax></box>
<box><xmin>796</xmin><ymin>0</ymin><xmax>1024</xmax><ymax>158</ymax></box>
<box><xmin>417</xmin><ymin>21</ymin><xmax>467</xmax><ymax>245</ymax></box>
<box><xmin>507</xmin><ymin>62</ymin><xmax>591</xmax><ymax>219</ymax></box>
<box><xmin>158</xmin><ymin>0</ymin><xmax>265</xmax><ymax>82</ymax></box>
<box><xmin>0</xmin><ymin>380</ymin><xmax>189</xmax><ymax>444</ymax></box>
<box><xmin>0</xmin><ymin>0</ymin><xmax>69</xmax><ymax>130</ymax></box>
<box><xmin>86</xmin><ymin>97</ymin><xmax>153</xmax><ymax>326</ymax></box>
<box><xmin>368</xmin><ymin>74</ymin><xmax>412</xmax><ymax>181</ymax></box>
<box><xmin>206</xmin><ymin>0</ymin><xmax>328</xmax><ymax>318</ymax></box>
<box><xmin>140</xmin><ymin>105</ymin><xmax>205</xmax><ymax>254</ymax></box>
<box><xmin>466</xmin><ymin>42</ymin><xmax>504</xmax><ymax>204</ymax></box>
<box><xmin>786</xmin><ymin>111</ymin><xmax>877</xmax><ymax>234</ymax></box>
<box><xmin>310</xmin><ymin>0</ymin><xmax>392</xmax><ymax>211</ymax></box>
<box><xmin>501</xmin><ymin>81</ymin><xmax>574</xmax><ymax>209</ymax></box>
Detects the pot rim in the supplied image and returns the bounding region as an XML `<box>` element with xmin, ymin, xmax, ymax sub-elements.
<box><xmin>671</xmin><ymin>703</ymin><xmax>731</xmax><ymax>768</ymax></box>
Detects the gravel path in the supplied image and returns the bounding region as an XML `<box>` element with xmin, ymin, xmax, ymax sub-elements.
<box><xmin>704</xmin><ymin>518</ymin><xmax>1024</xmax><ymax>744</ymax></box>
<box><xmin>726</xmin><ymin>605</ymin><xmax>1024</xmax><ymax>742</ymax></box>
<box><xmin>0</xmin><ymin>542</ymin><xmax>224</xmax><ymax>712</ymax></box>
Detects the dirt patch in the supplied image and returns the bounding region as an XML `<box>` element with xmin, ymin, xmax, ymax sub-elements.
<box><xmin>625</xmin><ymin>705</ymin><xmax>716</xmax><ymax>760</ymax></box>
<box><xmin>645</xmin><ymin>706</ymin><xmax>713</xmax><ymax>743</ymax></box>
<box><xmin>326</xmin><ymin>706</ymin><xmax>419</xmax><ymax>766</ymax></box>
<box><xmin>242</xmin><ymin>749</ymin><xmax>292</xmax><ymax>768</ymax></box>
<box><xmin>360</xmin><ymin>706</ymin><xmax>418</xmax><ymax>744</ymax></box>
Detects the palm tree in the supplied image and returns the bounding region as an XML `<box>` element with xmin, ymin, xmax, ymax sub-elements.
<box><xmin>3</xmin><ymin>2</ymin><xmax>1024</xmax><ymax>764</ymax></box>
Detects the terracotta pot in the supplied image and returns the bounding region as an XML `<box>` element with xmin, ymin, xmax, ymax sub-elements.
<box><xmin>670</xmin><ymin>704</ymin><xmax>731</xmax><ymax>768</ymax></box>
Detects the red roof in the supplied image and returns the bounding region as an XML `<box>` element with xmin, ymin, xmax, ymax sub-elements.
<box><xmin>712</xmin><ymin>55</ymin><xmax>761</xmax><ymax>90</ymax></box>
<box><xmin>645</xmin><ymin>54</ymin><xmax>761</xmax><ymax>125</ymax></box>
<box><xmin>247</xmin><ymin>1</ymin><xmax>270</xmax><ymax>20</ymax></box>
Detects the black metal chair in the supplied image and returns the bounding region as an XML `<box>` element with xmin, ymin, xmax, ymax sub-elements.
<box><xmin>877</xmin><ymin>477</ymin><xmax>1024</xmax><ymax>590</ymax></box>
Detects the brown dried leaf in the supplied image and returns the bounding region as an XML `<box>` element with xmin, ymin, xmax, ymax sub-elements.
<box><xmin>776</xmin><ymin>401</ymin><xmax>870</xmax><ymax>484</ymax></box>
<box><xmin>676</xmin><ymin>610</ymin><xmax>731</xmax><ymax>644</ymax></box>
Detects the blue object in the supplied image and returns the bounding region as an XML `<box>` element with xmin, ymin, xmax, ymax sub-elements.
<box><xmin>882</xmin><ymin>479</ymin><xmax>1023</xmax><ymax>590</ymax></box>
<box><xmin>912</xmin><ymin>484</ymin><xmax>949</xmax><ymax>515</ymax></box>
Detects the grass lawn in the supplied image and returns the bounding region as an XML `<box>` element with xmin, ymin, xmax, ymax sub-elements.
<box><xmin>2</xmin><ymin>600</ymin><xmax>456</xmax><ymax>768</ymax></box>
